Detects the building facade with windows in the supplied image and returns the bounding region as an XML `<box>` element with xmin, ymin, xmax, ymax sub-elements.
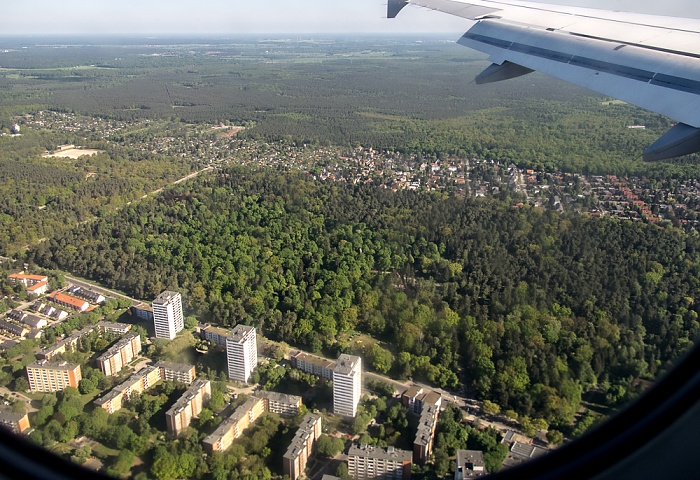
<box><xmin>348</xmin><ymin>445</ymin><xmax>412</xmax><ymax>480</ymax></box>
<box><xmin>283</xmin><ymin>413</ymin><xmax>322</xmax><ymax>480</ymax></box>
<box><xmin>0</xmin><ymin>408</ymin><xmax>30</xmax><ymax>434</ymax></box>
<box><xmin>333</xmin><ymin>354</ymin><xmax>362</xmax><ymax>417</ymax></box>
<box><xmin>226</xmin><ymin>325</ymin><xmax>258</xmax><ymax>383</ymax></box>
<box><xmin>258</xmin><ymin>391</ymin><xmax>302</xmax><ymax>416</ymax></box>
<box><xmin>157</xmin><ymin>361</ymin><xmax>196</xmax><ymax>384</ymax></box>
<box><xmin>165</xmin><ymin>378</ymin><xmax>211</xmax><ymax>435</ymax></box>
<box><xmin>203</xmin><ymin>396</ymin><xmax>266</xmax><ymax>453</ymax></box>
<box><xmin>291</xmin><ymin>351</ymin><xmax>336</xmax><ymax>380</ymax></box>
<box><xmin>152</xmin><ymin>291</ymin><xmax>184</xmax><ymax>340</ymax></box>
<box><xmin>96</xmin><ymin>332</ymin><xmax>142</xmax><ymax>376</ymax></box>
<box><xmin>26</xmin><ymin>361</ymin><xmax>81</xmax><ymax>393</ymax></box>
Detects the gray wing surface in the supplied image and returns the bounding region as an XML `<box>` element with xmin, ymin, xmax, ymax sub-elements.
<box><xmin>388</xmin><ymin>0</ymin><xmax>700</xmax><ymax>160</ymax></box>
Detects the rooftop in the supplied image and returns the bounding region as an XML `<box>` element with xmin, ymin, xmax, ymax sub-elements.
<box><xmin>152</xmin><ymin>291</ymin><xmax>180</xmax><ymax>306</ymax></box>
<box><xmin>203</xmin><ymin>396</ymin><xmax>264</xmax><ymax>444</ymax></box>
<box><xmin>156</xmin><ymin>361</ymin><xmax>195</xmax><ymax>374</ymax></box>
<box><xmin>283</xmin><ymin>413</ymin><xmax>321</xmax><ymax>460</ymax></box>
<box><xmin>229</xmin><ymin>324</ymin><xmax>255</xmax><ymax>343</ymax></box>
<box><xmin>510</xmin><ymin>442</ymin><xmax>548</xmax><ymax>459</ymax></box>
<box><xmin>166</xmin><ymin>378</ymin><xmax>210</xmax><ymax>416</ymax></box>
<box><xmin>348</xmin><ymin>444</ymin><xmax>412</xmax><ymax>462</ymax></box>
<box><xmin>335</xmin><ymin>354</ymin><xmax>361</xmax><ymax>375</ymax></box>
<box><xmin>95</xmin><ymin>332</ymin><xmax>140</xmax><ymax>361</ymax></box>
<box><xmin>293</xmin><ymin>351</ymin><xmax>336</xmax><ymax>370</ymax></box>
<box><xmin>28</xmin><ymin>360</ymin><xmax>79</xmax><ymax>371</ymax></box>
<box><xmin>258</xmin><ymin>390</ymin><xmax>302</xmax><ymax>405</ymax></box>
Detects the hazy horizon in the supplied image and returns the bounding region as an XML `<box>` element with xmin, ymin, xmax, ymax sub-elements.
<box><xmin>1</xmin><ymin>0</ymin><xmax>697</xmax><ymax>36</ymax></box>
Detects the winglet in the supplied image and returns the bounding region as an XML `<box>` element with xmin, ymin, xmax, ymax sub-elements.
<box><xmin>388</xmin><ymin>0</ymin><xmax>409</xmax><ymax>18</ymax></box>
<box><xmin>643</xmin><ymin>123</ymin><xmax>700</xmax><ymax>161</ymax></box>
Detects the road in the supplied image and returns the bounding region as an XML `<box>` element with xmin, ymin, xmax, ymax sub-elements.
<box><xmin>285</xmin><ymin>347</ymin><xmax>524</xmax><ymax>438</ymax></box>
<box><xmin>63</xmin><ymin>276</ymin><xmax>142</xmax><ymax>304</ymax></box>
<box><xmin>142</xmin><ymin>166</ymin><xmax>212</xmax><ymax>198</ymax></box>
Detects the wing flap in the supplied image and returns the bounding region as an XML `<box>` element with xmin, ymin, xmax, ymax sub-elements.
<box><xmin>401</xmin><ymin>0</ymin><xmax>700</xmax><ymax>56</ymax></box>
<box><xmin>459</xmin><ymin>20</ymin><xmax>700</xmax><ymax>128</ymax></box>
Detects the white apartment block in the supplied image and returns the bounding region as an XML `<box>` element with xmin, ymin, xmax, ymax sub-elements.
<box><xmin>226</xmin><ymin>325</ymin><xmax>258</xmax><ymax>383</ymax></box>
<box><xmin>333</xmin><ymin>354</ymin><xmax>362</xmax><ymax>417</ymax></box>
<box><xmin>152</xmin><ymin>291</ymin><xmax>184</xmax><ymax>340</ymax></box>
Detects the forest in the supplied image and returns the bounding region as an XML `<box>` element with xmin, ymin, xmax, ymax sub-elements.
<box><xmin>2</xmin><ymin>36</ymin><xmax>700</xmax><ymax>177</ymax></box>
<box><xmin>27</xmin><ymin>167</ymin><xmax>700</xmax><ymax>434</ymax></box>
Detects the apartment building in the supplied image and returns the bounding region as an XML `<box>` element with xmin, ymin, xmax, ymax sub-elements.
<box><xmin>94</xmin><ymin>365</ymin><xmax>161</xmax><ymax>413</ymax></box>
<box><xmin>258</xmin><ymin>391</ymin><xmax>302</xmax><ymax>417</ymax></box>
<box><xmin>333</xmin><ymin>354</ymin><xmax>362</xmax><ymax>417</ymax></box>
<box><xmin>157</xmin><ymin>361</ymin><xmax>196</xmax><ymax>384</ymax></box>
<box><xmin>96</xmin><ymin>332</ymin><xmax>142</xmax><ymax>376</ymax></box>
<box><xmin>199</xmin><ymin>324</ymin><xmax>231</xmax><ymax>348</ymax></box>
<box><xmin>348</xmin><ymin>444</ymin><xmax>412</xmax><ymax>480</ymax></box>
<box><xmin>26</xmin><ymin>361</ymin><xmax>82</xmax><ymax>393</ymax></box>
<box><xmin>130</xmin><ymin>303</ymin><xmax>154</xmax><ymax>322</ymax></box>
<box><xmin>226</xmin><ymin>324</ymin><xmax>258</xmax><ymax>383</ymax></box>
<box><xmin>0</xmin><ymin>408</ymin><xmax>30</xmax><ymax>434</ymax></box>
<box><xmin>291</xmin><ymin>351</ymin><xmax>336</xmax><ymax>380</ymax></box>
<box><xmin>454</xmin><ymin>450</ymin><xmax>485</xmax><ymax>479</ymax></box>
<box><xmin>203</xmin><ymin>396</ymin><xmax>266</xmax><ymax>453</ymax></box>
<box><xmin>165</xmin><ymin>378</ymin><xmax>211</xmax><ymax>435</ymax></box>
<box><xmin>152</xmin><ymin>291</ymin><xmax>184</xmax><ymax>340</ymax></box>
<box><xmin>401</xmin><ymin>387</ymin><xmax>442</xmax><ymax>415</ymax></box>
<box><xmin>283</xmin><ymin>413</ymin><xmax>322</xmax><ymax>480</ymax></box>
<box><xmin>413</xmin><ymin>404</ymin><xmax>439</xmax><ymax>465</ymax></box>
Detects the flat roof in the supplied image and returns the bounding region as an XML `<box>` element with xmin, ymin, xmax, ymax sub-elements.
<box><xmin>348</xmin><ymin>444</ymin><xmax>412</xmax><ymax>462</ymax></box>
<box><xmin>96</xmin><ymin>332</ymin><xmax>140</xmax><ymax>361</ymax></box>
<box><xmin>203</xmin><ymin>396</ymin><xmax>265</xmax><ymax>444</ymax></box>
<box><xmin>156</xmin><ymin>361</ymin><xmax>194</xmax><ymax>374</ymax></box>
<box><xmin>335</xmin><ymin>354</ymin><xmax>361</xmax><ymax>375</ymax></box>
<box><xmin>456</xmin><ymin>449</ymin><xmax>485</xmax><ymax>468</ymax></box>
<box><xmin>293</xmin><ymin>351</ymin><xmax>336</xmax><ymax>370</ymax></box>
<box><xmin>229</xmin><ymin>324</ymin><xmax>255</xmax><ymax>343</ymax></box>
<box><xmin>28</xmin><ymin>360</ymin><xmax>79</xmax><ymax>371</ymax></box>
<box><xmin>152</xmin><ymin>291</ymin><xmax>180</xmax><ymax>306</ymax></box>
<box><xmin>258</xmin><ymin>390</ymin><xmax>301</xmax><ymax>405</ymax></box>
<box><xmin>166</xmin><ymin>378</ymin><xmax>210</xmax><ymax>416</ymax></box>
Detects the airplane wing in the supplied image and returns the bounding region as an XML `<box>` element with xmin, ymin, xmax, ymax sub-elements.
<box><xmin>388</xmin><ymin>0</ymin><xmax>700</xmax><ymax>161</ymax></box>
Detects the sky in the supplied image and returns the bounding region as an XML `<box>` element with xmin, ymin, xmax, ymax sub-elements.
<box><xmin>1</xmin><ymin>0</ymin><xmax>697</xmax><ymax>36</ymax></box>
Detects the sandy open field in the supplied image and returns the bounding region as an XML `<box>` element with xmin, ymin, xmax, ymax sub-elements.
<box><xmin>43</xmin><ymin>148</ymin><xmax>103</xmax><ymax>159</ymax></box>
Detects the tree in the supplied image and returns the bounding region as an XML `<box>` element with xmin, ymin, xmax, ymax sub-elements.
<box><xmin>185</xmin><ymin>316</ymin><xmax>199</xmax><ymax>330</ymax></box>
<box><xmin>13</xmin><ymin>377</ymin><xmax>28</xmax><ymax>392</ymax></box>
<box><xmin>547</xmin><ymin>429</ymin><xmax>564</xmax><ymax>446</ymax></box>
<box><xmin>336</xmin><ymin>462</ymin><xmax>349</xmax><ymax>480</ymax></box>
<box><xmin>151</xmin><ymin>450</ymin><xmax>178</xmax><ymax>480</ymax></box>
<box><xmin>482</xmin><ymin>400</ymin><xmax>500</xmax><ymax>416</ymax></box>
<box><xmin>209</xmin><ymin>390</ymin><xmax>225</xmax><ymax>411</ymax></box>
<box><xmin>107</xmin><ymin>449</ymin><xmax>134</xmax><ymax>476</ymax></box>
<box><xmin>78</xmin><ymin>378</ymin><xmax>96</xmax><ymax>394</ymax></box>
<box><xmin>316</xmin><ymin>435</ymin><xmax>345</xmax><ymax>459</ymax></box>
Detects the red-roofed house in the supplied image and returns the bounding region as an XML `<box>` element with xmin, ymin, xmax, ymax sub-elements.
<box><xmin>48</xmin><ymin>292</ymin><xmax>89</xmax><ymax>312</ymax></box>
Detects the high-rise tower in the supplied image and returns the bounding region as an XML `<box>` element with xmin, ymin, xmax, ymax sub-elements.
<box><xmin>333</xmin><ymin>354</ymin><xmax>362</xmax><ymax>417</ymax></box>
<box><xmin>226</xmin><ymin>325</ymin><xmax>258</xmax><ymax>383</ymax></box>
<box><xmin>152</xmin><ymin>291</ymin><xmax>184</xmax><ymax>340</ymax></box>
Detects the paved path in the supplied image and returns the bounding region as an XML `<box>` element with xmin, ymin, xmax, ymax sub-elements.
<box><xmin>64</xmin><ymin>276</ymin><xmax>141</xmax><ymax>304</ymax></box>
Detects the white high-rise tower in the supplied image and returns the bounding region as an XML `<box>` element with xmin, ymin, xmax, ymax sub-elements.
<box><xmin>226</xmin><ymin>325</ymin><xmax>258</xmax><ymax>383</ymax></box>
<box><xmin>152</xmin><ymin>291</ymin><xmax>184</xmax><ymax>340</ymax></box>
<box><xmin>333</xmin><ymin>354</ymin><xmax>362</xmax><ymax>417</ymax></box>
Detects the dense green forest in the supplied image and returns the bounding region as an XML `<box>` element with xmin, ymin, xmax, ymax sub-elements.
<box><xmin>1</xmin><ymin>36</ymin><xmax>699</xmax><ymax>175</ymax></box>
<box><xmin>27</xmin><ymin>168</ymin><xmax>700</xmax><ymax>431</ymax></box>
